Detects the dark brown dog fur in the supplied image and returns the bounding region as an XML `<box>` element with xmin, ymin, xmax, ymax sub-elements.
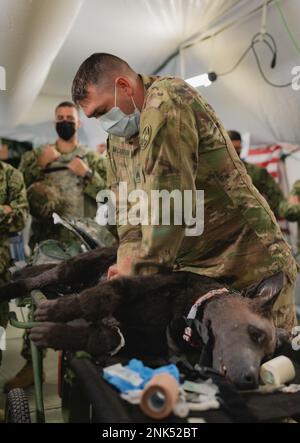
<box><xmin>0</xmin><ymin>246</ymin><xmax>286</xmax><ymax>389</ymax></box>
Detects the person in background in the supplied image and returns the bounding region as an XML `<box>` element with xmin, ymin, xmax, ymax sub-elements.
<box><xmin>279</xmin><ymin>180</ymin><xmax>300</xmax><ymax>255</ymax></box>
<box><xmin>228</xmin><ymin>130</ymin><xmax>285</xmax><ymax>219</ymax></box>
<box><xmin>4</xmin><ymin>101</ymin><xmax>107</xmax><ymax>393</ymax></box>
<box><xmin>19</xmin><ymin>101</ymin><xmax>106</xmax><ymax>248</ymax></box>
<box><xmin>0</xmin><ymin>160</ymin><xmax>28</xmax><ymax>421</ymax></box>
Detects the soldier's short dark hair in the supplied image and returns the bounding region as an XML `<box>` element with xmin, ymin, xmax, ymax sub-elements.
<box><xmin>228</xmin><ymin>130</ymin><xmax>242</xmax><ymax>142</ymax></box>
<box><xmin>72</xmin><ymin>53</ymin><xmax>134</xmax><ymax>104</ymax></box>
<box><xmin>55</xmin><ymin>101</ymin><xmax>78</xmax><ymax>113</ymax></box>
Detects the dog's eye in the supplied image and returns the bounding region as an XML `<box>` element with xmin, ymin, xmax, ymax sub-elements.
<box><xmin>248</xmin><ymin>325</ymin><xmax>266</xmax><ymax>345</ymax></box>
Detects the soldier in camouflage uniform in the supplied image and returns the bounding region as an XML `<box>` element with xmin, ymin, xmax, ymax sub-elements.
<box><xmin>228</xmin><ymin>131</ymin><xmax>285</xmax><ymax>219</ymax></box>
<box><xmin>0</xmin><ymin>161</ymin><xmax>28</xmax><ymax>360</ymax></box>
<box><xmin>4</xmin><ymin>102</ymin><xmax>107</xmax><ymax>393</ymax></box>
<box><xmin>279</xmin><ymin>180</ymin><xmax>300</xmax><ymax>254</ymax></box>
<box><xmin>19</xmin><ymin>101</ymin><xmax>106</xmax><ymax>248</ymax></box>
<box><xmin>71</xmin><ymin>54</ymin><xmax>297</xmax><ymax>333</ymax></box>
<box><xmin>0</xmin><ymin>161</ymin><xmax>27</xmax><ymax>420</ymax></box>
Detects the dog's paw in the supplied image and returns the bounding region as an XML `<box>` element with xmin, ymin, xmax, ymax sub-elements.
<box><xmin>29</xmin><ymin>322</ymin><xmax>88</xmax><ymax>350</ymax></box>
<box><xmin>29</xmin><ymin>323</ymin><xmax>62</xmax><ymax>349</ymax></box>
<box><xmin>34</xmin><ymin>296</ymin><xmax>82</xmax><ymax>323</ymax></box>
<box><xmin>34</xmin><ymin>300</ymin><xmax>60</xmax><ymax>322</ymax></box>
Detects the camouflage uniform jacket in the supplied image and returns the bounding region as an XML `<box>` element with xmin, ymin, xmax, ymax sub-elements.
<box><xmin>106</xmin><ymin>75</ymin><xmax>295</xmax><ymax>291</ymax></box>
<box><xmin>0</xmin><ymin>161</ymin><xmax>28</xmax><ymax>279</ymax></box>
<box><xmin>19</xmin><ymin>144</ymin><xmax>106</xmax><ymax>245</ymax></box>
<box><xmin>243</xmin><ymin>161</ymin><xmax>284</xmax><ymax>219</ymax></box>
<box><xmin>279</xmin><ymin>180</ymin><xmax>300</xmax><ymax>253</ymax></box>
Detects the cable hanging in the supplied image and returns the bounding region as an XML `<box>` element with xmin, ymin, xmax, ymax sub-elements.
<box><xmin>212</xmin><ymin>0</ymin><xmax>293</xmax><ymax>88</ymax></box>
<box><xmin>153</xmin><ymin>0</ymin><xmax>299</xmax><ymax>89</ymax></box>
<box><xmin>218</xmin><ymin>32</ymin><xmax>292</xmax><ymax>88</ymax></box>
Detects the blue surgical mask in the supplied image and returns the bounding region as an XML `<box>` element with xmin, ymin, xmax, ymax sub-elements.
<box><xmin>98</xmin><ymin>84</ymin><xmax>140</xmax><ymax>138</ymax></box>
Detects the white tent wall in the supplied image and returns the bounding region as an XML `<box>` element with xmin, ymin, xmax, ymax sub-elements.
<box><xmin>0</xmin><ymin>0</ymin><xmax>299</xmax><ymax>180</ymax></box>
<box><xmin>0</xmin><ymin>0</ymin><xmax>85</xmax><ymax>127</ymax></box>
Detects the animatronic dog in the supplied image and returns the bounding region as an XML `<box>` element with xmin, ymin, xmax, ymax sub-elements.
<box><xmin>0</xmin><ymin>246</ymin><xmax>288</xmax><ymax>389</ymax></box>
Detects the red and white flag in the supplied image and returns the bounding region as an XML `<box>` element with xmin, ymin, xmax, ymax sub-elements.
<box><xmin>246</xmin><ymin>144</ymin><xmax>282</xmax><ymax>183</ymax></box>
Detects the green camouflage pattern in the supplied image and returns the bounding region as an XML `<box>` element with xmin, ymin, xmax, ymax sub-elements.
<box><xmin>243</xmin><ymin>161</ymin><xmax>284</xmax><ymax>218</ymax></box>
<box><xmin>0</xmin><ymin>161</ymin><xmax>28</xmax><ymax>333</ymax></box>
<box><xmin>0</xmin><ymin>138</ymin><xmax>33</xmax><ymax>169</ymax></box>
<box><xmin>279</xmin><ymin>180</ymin><xmax>300</xmax><ymax>253</ymax></box>
<box><xmin>19</xmin><ymin>145</ymin><xmax>106</xmax><ymax>246</ymax></box>
<box><xmin>106</xmin><ymin>75</ymin><xmax>298</xmax><ymax>330</ymax></box>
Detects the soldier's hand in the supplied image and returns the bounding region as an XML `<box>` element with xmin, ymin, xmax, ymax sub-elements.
<box><xmin>289</xmin><ymin>195</ymin><xmax>300</xmax><ymax>205</ymax></box>
<box><xmin>2</xmin><ymin>205</ymin><xmax>12</xmax><ymax>215</ymax></box>
<box><xmin>68</xmin><ymin>157</ymin><xmax>91</xmax><ymax>177</ymax></box>
<box><xmin>37</xmin><ymin>145</ymin><xmax>61</xmax><ymax>168</ymax></box>
<box><xmin>107</xmin><ymin>256</ymin><xmax>133</xmax><ymax>280</ymax></box>
<box><xmin>107</xmin><ymin>263</ymin><xmax>119</xmax><ymax>280</ymax></box>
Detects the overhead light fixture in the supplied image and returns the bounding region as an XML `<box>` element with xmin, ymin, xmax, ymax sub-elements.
<box><xmin>185</xmin><ymin>72</ymin><xmax>218</xmax><ymax>88</ymax></box>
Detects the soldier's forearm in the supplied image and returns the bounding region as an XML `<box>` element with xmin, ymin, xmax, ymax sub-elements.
<box><xmin>134</xmin><ymin>225</ymin><xmax>185</xmax><ymax>275</ymax></box>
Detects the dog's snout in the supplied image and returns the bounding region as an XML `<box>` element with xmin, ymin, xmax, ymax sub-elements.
<box><xmin>237</xmin><ymin>368</ymin><xmax>258</xmax><ymax>390</ymax></box>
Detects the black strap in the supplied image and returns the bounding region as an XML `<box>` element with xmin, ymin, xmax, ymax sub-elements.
<box><xmin>43</xmin><ymin>166</ymin><xmax>69</xmax><ymax>173</ymax></box>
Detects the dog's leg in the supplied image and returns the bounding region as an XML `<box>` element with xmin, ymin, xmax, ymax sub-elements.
<box><xmin>55</xmin><ymin>245</ymin><xmax>117</xmax><ymax>287</ymax></box>
<box><xmin>34</xmin><ymin>278</ymin><xmax>123</xmax><ymax>323</ymax></box>
<box><xmin>34</xmin><ymin>272</ymin><xmax>187</xmax><ymax>324</ymax></box>
<box><xmin>12</xmin><ymin>264</ymin><xmax>57</xmax><ymax>280</ymax></box>
<box><xmin>0</xmin><ymin>245</ymin><xmax>117</xmax><ymax>303</ymax></box>
<box><xmin>29</xmin><ymin>320</ymin><xmax>121</xmax><ymax>356</ymax></box>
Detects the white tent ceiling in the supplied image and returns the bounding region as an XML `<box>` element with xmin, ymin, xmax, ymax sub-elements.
<box><xmin>0</xmin><ymin>0</ymin><xmax>299</xmax><ymax>148</ymax></box>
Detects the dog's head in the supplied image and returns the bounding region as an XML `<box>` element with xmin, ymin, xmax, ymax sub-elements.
<box><xmin>202</xmin><ymin>272</ymin><xmax>290</xmax><ymax>390</ymax></box>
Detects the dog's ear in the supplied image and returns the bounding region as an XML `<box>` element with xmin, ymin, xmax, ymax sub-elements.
<box><xmin>242</xmin><ymin>272</ymin><xmax>284</xmax><ymax>317</ymax></box>
<box><xmin>275</xmin><ymin>328</ymin><xmax>291</xmax><ymax>349</ymax></box>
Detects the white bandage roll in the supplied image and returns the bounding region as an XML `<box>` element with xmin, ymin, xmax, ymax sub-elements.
<box><xmin>260</xmin><ymin>356</ymin><xmax>296</xmax><ymax>387</ymax></box>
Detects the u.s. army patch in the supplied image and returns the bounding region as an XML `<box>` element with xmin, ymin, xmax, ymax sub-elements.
<box><xmin>140</xmin><ymin>125</ymin><xmax>152</xmax><ymax>150</ymax></box>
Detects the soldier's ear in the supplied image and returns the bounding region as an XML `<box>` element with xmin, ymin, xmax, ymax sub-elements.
<box><xmin>242</xmin><ymin>272</ymin><xmax>284</xmax><ymax>317</ymax></box>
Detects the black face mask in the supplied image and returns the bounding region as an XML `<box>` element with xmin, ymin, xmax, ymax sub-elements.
<box><xmin>56</xmin><ymin>121</ymin><xmax>76</xmax><ymax>141</ymax></box>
